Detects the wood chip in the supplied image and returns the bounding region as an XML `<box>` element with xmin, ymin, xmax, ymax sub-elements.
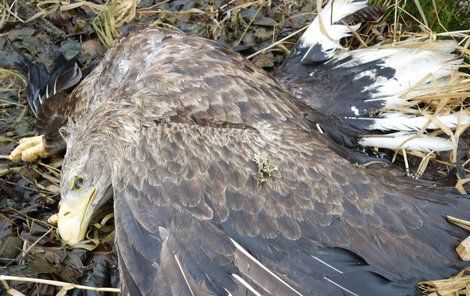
<box><xmin>456</xmin><ymin>236</ymin><xmax>470</xmax><ymax>261</ymax></box>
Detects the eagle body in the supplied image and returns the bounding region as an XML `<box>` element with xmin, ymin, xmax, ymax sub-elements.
<box><xmin>56</xmin><ymin>28</ymin><xmax>469</xmax><ymax>295</ymax></box>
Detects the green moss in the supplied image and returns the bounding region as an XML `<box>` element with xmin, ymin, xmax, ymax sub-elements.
<box><xmin>373</xmin><ymin>0</ymin><xmax>470</xmax><ymax>32</ymax></box>
<box><xmin>407</xmin><ymin>0</ymin><xmax>469</xmax><ymax>32</ymax></box>
<box><xmin>253</xmin><ymin>153</ymin><xmax>278</xmax><ymax>185</ymax></box>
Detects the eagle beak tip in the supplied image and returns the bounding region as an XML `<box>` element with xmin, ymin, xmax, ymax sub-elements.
<box><xmin>57</xmin><ymin>187</ymin><xmax>96</xmax><ymax>246</ymax></box>
<box><xmin>57</xmin><ymin>209</ymin><xmax>85</xmax><ymax>246</ymax></box>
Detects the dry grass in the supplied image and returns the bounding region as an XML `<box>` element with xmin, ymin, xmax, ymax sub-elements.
<box><xmin>25</xmin><ymin>1</ymin><xmax>109</xmax><ymax>22</ymax></box>
<box><xmin>419</xmin><ymin>268</ymin><xmax>470</xmax><ymax>295</ymax></box>
<box><xmin>0</xmin><ymin>0</ymin><xmax>23</xmax><ymax>28</ymax></box>
<box><xmin>22</xmin><ymin>0</ymin><xmax>140</xmax><ymax>47</ymax></box>
<box><xmin>93</xmin><ymin>0</ymin><xmax>140</xmax><ymax>48</ymax></box>
<box><xmin>336</xmin><ymin>1</ymin><xmax>470</xmax><ymax>189</ymax></box>
<box><xmin>0</xmin><ymin>68</ymin><xmax>25</xmax><ymax>94</ymax></box>
<box><xmin>0</xmin><ymin>275</ymin><xmax>120</xmax><ymax>295</ymax></box>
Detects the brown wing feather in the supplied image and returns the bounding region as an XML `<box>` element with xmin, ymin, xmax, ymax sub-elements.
<box><xmin>113</xmin><ymin>120</ymin><xmax>467</xmax><ymax>295</ymax></box>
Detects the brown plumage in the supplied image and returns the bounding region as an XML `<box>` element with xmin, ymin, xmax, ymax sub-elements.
<box><xmin>35</xmin><ymin>28</ymin><xmax>469</xmax><ymax>295</ymax></box>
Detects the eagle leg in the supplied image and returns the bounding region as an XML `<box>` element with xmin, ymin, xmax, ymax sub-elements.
<box><xmin>9</xmin><ymin>135</ymin><xmax>51</xmax><ymax>162</ymax></box>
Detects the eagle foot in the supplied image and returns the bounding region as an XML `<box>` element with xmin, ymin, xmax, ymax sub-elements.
<box><xmin>9</xmin><ymin>135</ymin><xmax>50</xmax><ymax>162</ymax></box>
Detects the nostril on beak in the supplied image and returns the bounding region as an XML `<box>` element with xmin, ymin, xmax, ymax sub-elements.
<box><xmin>62</xmin><ymin>211</ymin><xmax>72</xmax><ymax>218</ymax></box>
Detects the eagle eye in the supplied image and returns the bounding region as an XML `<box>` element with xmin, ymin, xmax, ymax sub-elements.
<box><xmin>73</xmin><ymin>176</ymin><xmax>85</xmax><ymax>190</ymax></box>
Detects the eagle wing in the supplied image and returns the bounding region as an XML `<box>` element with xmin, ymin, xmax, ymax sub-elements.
<box><xmin>113</xmin><ymin>120</ymin><xmax>468</xmax><ymax>295</ymax></box>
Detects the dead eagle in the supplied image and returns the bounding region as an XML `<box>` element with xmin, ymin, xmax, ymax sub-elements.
<box><xmin>9</xmin><ymin>27</ymin><xmax>469</xmax><ymax>295</ymax></box>
<box><xmin>6</xmin><ymin>2</ymin><xmax>470</xmax><ymax>294</ymax></box>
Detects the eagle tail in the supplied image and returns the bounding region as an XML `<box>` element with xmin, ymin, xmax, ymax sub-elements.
<box><xmin>280</xmin><ymin>28</ymin><xmax>463</xmax><ymax>154</ymax></box>
<box><xmin>340</xmin><ymin>42</ymin><xmax>464</xmax><ymax>152</ymax></box>
<box><xmin>339</xmin><ymin>41</ymin><xmax>462</xmax><ymax>115</ymax></box>
<box><xmin>297</xmin><ymin>0</ymin><xmax>383</xmax><ymax>63</ymax></box>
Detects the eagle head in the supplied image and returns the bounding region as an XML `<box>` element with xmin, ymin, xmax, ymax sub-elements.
<box><xmin>57</xmin><ymin>128</ymin><xmax>113</xmax><ymax>246</ymax></box>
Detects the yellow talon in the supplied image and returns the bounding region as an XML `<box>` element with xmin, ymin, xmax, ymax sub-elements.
<box><xmin>8</xmin><ymin>135</ymin><xmax>51</xmax><ymax>162</ymax></box>
<box><xmin>47</xmin><ymin>213</ymin><xmax>59</xmax><ymax>226</ymax></box>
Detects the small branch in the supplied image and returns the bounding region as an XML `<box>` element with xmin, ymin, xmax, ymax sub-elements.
<box><xmin>22</xmin><ymin>228</ymin><xmax>53</xmax><ymax>257</ymax></box>
<box><xmin>447</xmin><ymin>216</ymin><xmax>470</xmax><ymax>232</ymax></box>
<box><xmin>247</xmin><ymin>25</ymin><xmax>308</xmax><ymax>59</ymax></box>
<box><xmin>234</xmin><ymin>4</ymin><xmax>262</xmax><ymax>47</ymax></box>
<box><xmin>0</xmin><ymin>275</ymin><xmax>120</xmax><ymax>293</ymax></box>
<box><xmin>3</xmin><ymin>181</ymin><xmax>49</xmax><ymax>194</ymax></box>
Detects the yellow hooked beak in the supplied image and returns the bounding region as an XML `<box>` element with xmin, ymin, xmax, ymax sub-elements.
<box><xmin>58</xmin><ymin>186</ymin><xmax>97</xmax><ymax>245</ymax></box>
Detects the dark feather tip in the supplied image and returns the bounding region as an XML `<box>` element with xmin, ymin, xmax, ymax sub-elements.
<box><xmin>338</xmin><ymin>5</ymin><xmax>387</xmax><ymax>25</ymax></box>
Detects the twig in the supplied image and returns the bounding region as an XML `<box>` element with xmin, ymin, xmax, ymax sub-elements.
<box><xmin>0</xmin><ymin>275</ymin><xmax>120</xmax><ymax>293</ymax></box>
<box><xmin>0</xmin><ymin>99</ymin><xmax>25</xmax><ymax>107</ymax></box>
<box><xmin>402</xmin><ymin>149</ymin><xmax>410</xmax><ymax>176</ymax></box>
<box><xmin>447</xmin><ymin>216</ymin><xmax>470</xmax><ymax>231</ymax></box>
<box><xmin>234</xmin><ymin>4</ymin><xmax>262</xmax><ymax>47</ymax></box>
<box><xmin>3</xmin><ymin>181</ymin><xmax>49</xmax><ymax>194</ymax></box>
<box><xmin>392</xmin><ymin>0</ymin><xmax>398</xmax><ymax>45</ymax></box>
<box><xmin>22</xmin><ymin>227</ymin><xmax>53</xmax><ymax>257</ymax></box>
<box><xmin>412</xmin><ymin>0</ymin><xmax>428</xmax><ymax>28</ymax></box>
<box><xmin>247</xmin><ymin>25</ymin><xmax>308</xmax><ymax>59</ymax></box>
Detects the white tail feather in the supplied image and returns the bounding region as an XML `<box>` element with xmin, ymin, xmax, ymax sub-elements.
<box><xmin>300</xmin><ymin>0</ymin><xmax>368</xmax><ymax>61</ymax></box>
<box><xmin>350</xmin><ymin>112</ymin><xmax>470</xmax><ymax>131</ymax></box>
<box><xmin>359</xmin><ymin>132</ymin><xmax>455</xmax><ymax>152</ymax></box>
<box><xmin>332</xmin><ymin>41</ymin><xmax>462</xmax><ymax>109</ymax></box>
